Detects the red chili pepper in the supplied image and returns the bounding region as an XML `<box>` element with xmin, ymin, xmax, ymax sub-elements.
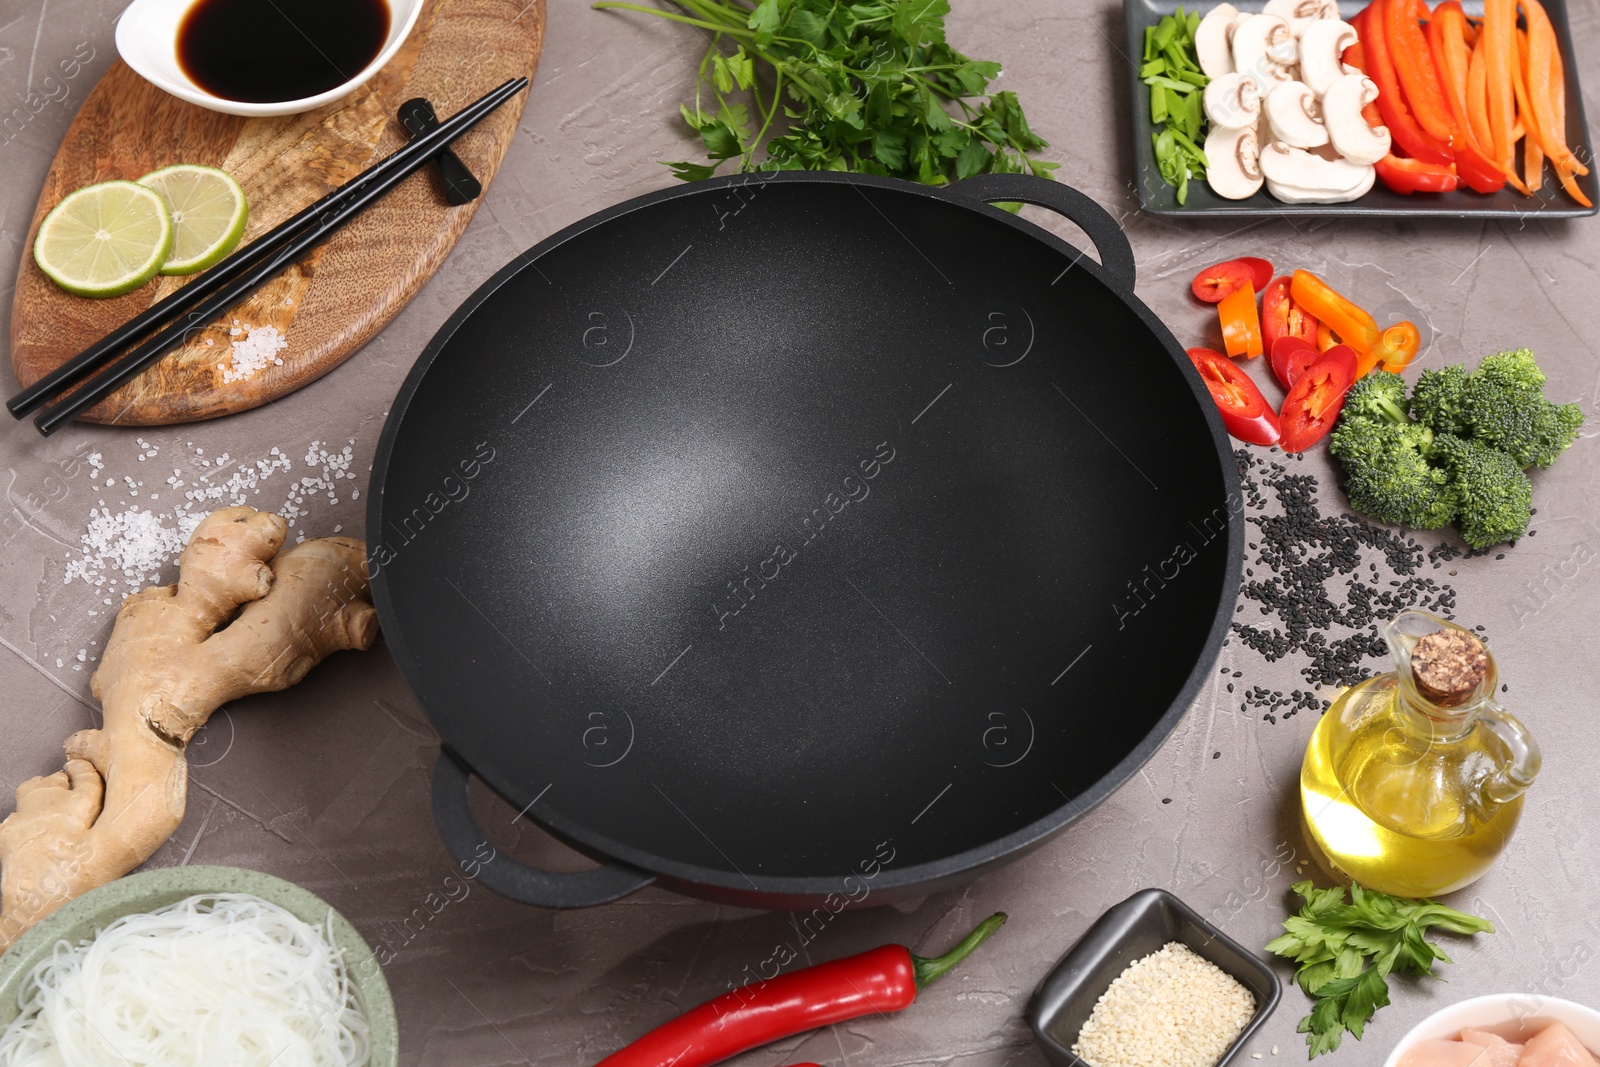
<box><xmin>1374</xmin><ymin>153</ymin><xmax>1461</xmax><ymax>194</ymax></box>
<box><xmin>1358</xmin><ymin>0</ymin><xmax>1456</xmax><ymax>166</ymax></box>
<box><xmin>1279</xmin><ymin>357</ymin><xmax>1354</xmax><ymax>453</ymax></box>
<box><xmin>594</xmin><ymin>914</ymin><xmax>1006</xmax><ymax>1067</ymax></box>
<box><xmin>1262</xmin><ymin>276</ymin><xmax>1320</xmax><ymax>357</ymax></box>
<box><xmin>1187</xmin><ymin>347</ymin><xmax>1281</xmax><ymax>447</ymax></box>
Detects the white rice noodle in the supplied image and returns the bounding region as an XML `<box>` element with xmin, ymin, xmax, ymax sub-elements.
<box><xmin>0</xmin><ymin>893</ymin><xmax>371</xmax><ymax>1067</ymax></box>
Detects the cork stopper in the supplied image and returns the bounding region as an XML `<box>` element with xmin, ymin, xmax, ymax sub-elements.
<box><xmin>1410</xmin><ymin>629</ymin><xmax>1489</xmax><ymax>707</ymax></box>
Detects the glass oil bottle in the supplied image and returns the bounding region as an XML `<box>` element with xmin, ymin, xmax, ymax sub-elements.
<box><xmin>1300</xmin><ymin>610</ymin><xmax>1540</xmax><ymax>897</ymax></box>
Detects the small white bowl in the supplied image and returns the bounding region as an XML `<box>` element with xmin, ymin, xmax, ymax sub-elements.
<box><xmin>1382</xmin><ymin>993</ymin><xmax>1600</xmax><ymax>1066</ymax></box>
<box><xmin>114</xmin><ymin>0</ymin><xmax>424</xmax><ymax>118</ymax></box>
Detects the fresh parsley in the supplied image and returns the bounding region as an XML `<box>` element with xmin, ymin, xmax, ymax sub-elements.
<box><xmin>593</xmin><ymin>0</ymin><xmax>1058</xmax><ymax>185</ymax></box>
<box><xmin>1141</xmin><ymin>7</ymin><xmax>1208</xmax><ymax>205</ymax></box>
<box><xmin>1266</xmin><ymin>881</ymin><xmax>1495</xmax><ymax>1058</ymax></box>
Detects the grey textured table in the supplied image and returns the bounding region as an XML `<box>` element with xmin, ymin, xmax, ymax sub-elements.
<box><xmin>2</xmin><ymin>2</ymin><xmax>1598</xmax><ymax>1064</ymax></box>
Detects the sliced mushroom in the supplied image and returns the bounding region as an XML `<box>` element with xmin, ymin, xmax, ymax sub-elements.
<box><xmin>1205</xmin><ymin>125</ymin><xmax>1266</xmax><ymax>200</ymax></box>
<box><xmin>1322</xmin><ymin>73</ymin><xmax>1393</xmax><ymax>165</ymax></box>
<box><xmin>1233</xmin><ymin>14</ymin><xmax>1297</xmax><ymax>93</ymax></box>
<box><xmin>1195</xmin><ymin>3</ymin><xmax>1240</xmax><ymax>78</ymax></box>
<box><xmin>1298</xmin><ymin>20</ymin><xmax>1360</xmax><ymax>97</ymax></box>
<box><xmin>1204</xmin><ymin>72</ymin><xmax>1262</xmax><ymax>131</ymax></box>
<box><xmin>1265</xmin><ymin>80</ymin><xmax>1328</xmax><ymax>149</ymax></box>
<box><xmin>1263</xmin><ymin>0</ymin><xmax>1340</xmax><ymax>38</ymax></box>
<box><xmin>1260</xmin><ymin>142</ymin><xmax>1375</xmax><ymax>203</ymax></box>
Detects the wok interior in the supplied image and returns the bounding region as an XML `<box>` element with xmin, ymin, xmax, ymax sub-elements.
<box><xmin>377</xmin><ymin>180</ymin><xmax>1232</xmax><ymax>881</ymax></box>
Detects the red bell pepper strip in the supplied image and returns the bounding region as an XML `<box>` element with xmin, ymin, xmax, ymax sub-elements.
<box><xmin>1187</xmin><ymin>348</ymin><xmax>1281</xmax><ymax>447</ymax></box>
<box><xmin>1279</xmin><ymin>357</ymin><xmax>1354</xmax><ymax>454</ymax></box>
<box><xmin>1262</xmin><ymin>276</ymin><xmax>1319</xmax><ymax>357</ymax></box>
<box><xmin>1219</xmin><ymin>282</ymin><xmax>1264</xmax><ymax>359</ymax></box>
<box><xmin>1375</xmin><ymin>153</ymin><xmax>1460</xmax><ymax>194</ymax></box>
<box><xmin>594</xmin><ymin>914</ymin><xmax>1006</xmax><ymax>1067</ymax></box>
<box><xmin>1360</xmin><ymin>0</ymin><xmax>1456</xmax><ymax>166</ymax></box>
<box><xmin>1385</xmin><ymin>0</ymin><xmax>1461</xmax><ymax>148</ymax></box>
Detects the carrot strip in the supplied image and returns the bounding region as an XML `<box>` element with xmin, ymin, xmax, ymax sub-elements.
<box><xmin>1512</xmin><ymin>28</ymin><xmax>1544</xmax><ymax>192</ymax></box>
<box><xmin>1519</xmin><ymin>0</ymin><xmax>1588</xmax><ymax>177</ymax></box>
<box><xmin>1466</xmin><ymin>39</ymin><xmax>1494</xmax><ymax>157</ymax></box>
<box><xmin>1481</xmin><ymin>0</ymin><xmax>1517</xmax><ymax>172</ymax></box>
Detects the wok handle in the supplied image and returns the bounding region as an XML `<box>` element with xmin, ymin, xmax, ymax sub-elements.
<box><xmin>431</xmin><ymin>747</ymin><xmax>657</xmax><ymax>908</ymax></box>
<box><xmin>944</xmin><ymin>174</ymin><xmax>1138</xmax><ymax>291</ymax></box>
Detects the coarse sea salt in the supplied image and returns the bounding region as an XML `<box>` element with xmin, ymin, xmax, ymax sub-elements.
<box><xmin>62</xmin><ymin>438</ymin><xmax>360</xmax><ymax>601</ymax></box>
<box><xmin>219</xmin><ymin>325</ymin><xmax>288</xmax><ymax>383</ymax></box>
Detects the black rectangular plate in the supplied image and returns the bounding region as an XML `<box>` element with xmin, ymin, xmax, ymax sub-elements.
<box><xmin>1123</xmin><ymin>0</ymin><xmax>1599</xmax><ymax>218</ymax></box>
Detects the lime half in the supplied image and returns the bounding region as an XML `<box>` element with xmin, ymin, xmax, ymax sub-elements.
<box><xmin>33</xmin><ymin>180</ymin><xmax>174</xmax><ymax>298</ymax></box>
<box><xmin>138</xmin><ymin>164</ymin><xmax>248</xmax><ymax>276</ymax></box>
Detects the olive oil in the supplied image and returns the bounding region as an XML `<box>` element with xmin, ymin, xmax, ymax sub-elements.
<box><xmin>1299</xmin><ymin>612</ymin><xmax>1539</xmax><ymax>898</ymax></box>
<box><xmin>177</xmin><ymin>0</ymin><xmax>390</xmax><ymax>104</ymax></box>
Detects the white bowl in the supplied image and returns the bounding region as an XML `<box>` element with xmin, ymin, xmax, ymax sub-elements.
<box><xmin>1382</xmin><ymin>993</ymin><xmax>1600</xmax><ymax>1066</ymax></box>
<box><xmin>114</xmin><ymin>0</ymin><xmax>424</xmax><ymax>118</ymax></box>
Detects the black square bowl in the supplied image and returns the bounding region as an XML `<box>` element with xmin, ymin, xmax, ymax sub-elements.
<box><xmin>1029</xmin><ymin>888</ymin><xmax>1283</xmax><ymax>1067</ymax></box>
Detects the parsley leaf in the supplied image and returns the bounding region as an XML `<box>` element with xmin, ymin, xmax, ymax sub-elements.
<box><xmin>594</xmin><ymin>0</ymin><xmax>1056</xmax><ymax>185</ymax></box>
<box><xmin>1268</xmin><ymin>882</ymin><xmax>1493</xmax><ymax>1059</ymax></box>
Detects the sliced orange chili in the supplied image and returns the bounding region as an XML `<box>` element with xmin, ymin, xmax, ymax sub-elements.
<box><xmin>1219</xmin><ymin>282</ymin><xmax>1264</xmax><ymax>360</ymax></box>
<box><xmin>1290</xmin><ymin>271</ymin><xmax>1379</xmax><ymax>357</ymax></box>
<box><xmin>1377</xmin><ymin>321</ymin><xmax>1423</xmax><ymax>373</ymax></box>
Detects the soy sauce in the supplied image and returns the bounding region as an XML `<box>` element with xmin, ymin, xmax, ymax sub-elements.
<box><xmin>177</xmin><ymin>0</ymin><xmax>390</xmax><ymax>104</ymax></box>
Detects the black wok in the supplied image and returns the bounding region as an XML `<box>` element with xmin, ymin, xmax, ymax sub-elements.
<box><xmin>369</xmin><ymin>171</ymin><xmax>1242</xmax><ymax>909</ymax></box>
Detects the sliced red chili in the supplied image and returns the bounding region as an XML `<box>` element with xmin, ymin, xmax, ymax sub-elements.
<box><xmin>1192</xmin><ymin>258</ymin><xmax>1269</xmax><ymax>303</ymax></box>
<box><xmin>1262</xmin><ymin>276</ymin><xmax>1320</xmax><ymax>357</ymax></box>
<box><xmin>1271</xmin><ymin>336</ymin><xmax>1322</xmax><ymax>391</ymax></box>
<box><xmin>1187</xmin><ymin>347</ymin><xmax>1282</xmax><ymax>447</ymax></box>
<box><xmin>1280</xmin><ymin>358</ymin><xmax>1355</xmax><ymax>453</ymax></box>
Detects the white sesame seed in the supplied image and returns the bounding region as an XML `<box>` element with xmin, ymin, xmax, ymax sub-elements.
<box><xmin>1071</xmin><ymin>941</ymin><xmax>1256</xmax><ymax>1067</ymax></box>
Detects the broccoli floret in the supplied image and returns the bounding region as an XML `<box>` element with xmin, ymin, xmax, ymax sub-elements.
<box><xmin>1330</xmin><ymin>419</ymin><xmax>1457</xmax><ymax>530</ymax></box>
<box><xmin>1340</xmin><ymin>370</ymin><xmax>1411</xmax><ymax>427</ymax></box>
<box><xmin>1409</xmin><ymin>365</ymin><xmax>1471</xmax><ymax>436</ymax></box>
<box><xmin>1431</xmin><ymin>434</ymin><xmax>1533</xmax><ymax>548</ymax></box>
<box><xmin>1462</xmin><ymin>348</ymin><xmax>1584</xmax><ymax>469</ymax></box>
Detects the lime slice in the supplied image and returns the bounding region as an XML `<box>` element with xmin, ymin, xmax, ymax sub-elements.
<box><xmin>137</xmin><ymin>164</ymin><xmax>248</xmax><ymax>276</ymax></box>
<box><xmin>33</xmin><ymin>180</ymin><xmax>174</xmax><ymax>298</ymax></box>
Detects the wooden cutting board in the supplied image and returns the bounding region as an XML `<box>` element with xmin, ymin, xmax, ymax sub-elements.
<box><xmin>9</xmin><ymin>0</ymin><xmax>545</xmax><ymax>426</ymax></box>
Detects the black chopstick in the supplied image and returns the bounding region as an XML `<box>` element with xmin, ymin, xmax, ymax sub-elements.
<box><xmin>18</xmin><ymin>77</ymin><xmax>528</xmax><ymax>432</ymax></box>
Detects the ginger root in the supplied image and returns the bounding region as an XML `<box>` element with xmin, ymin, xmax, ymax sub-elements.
<box><xmin>0</xmin><ymin>507</ymin><xmax>377</xmax><ymax>950</ymax></box>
